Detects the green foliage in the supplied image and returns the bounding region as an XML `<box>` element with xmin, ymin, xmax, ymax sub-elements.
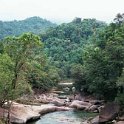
<box><xmin>47</xmin><ymin>66</ymin><xmax>61</xmax><ymax>83</ymax></box>
<box><xmin>0</xmin><ymin>33</ymin><xmax>55</xmax><ymax>104</ymax></box>
<box><xmin>115</xmin><ymin>93</ymin><xmax>124</xmax><ymax>106</ymax></box>
<box><xmin>28</xmin><ymin>71</ymin><xmax>53</xmax><ymax>92</ymax></box>
<box><xmin>0</xmin><ymin>14</ymin><xmax>123</xmax><ymax>104</ymax></box>
<box><xmin>28</xmin><ymin>60</ymin><xmax>60</xmax><ymax>91</ymax></box>
<box><xmin>83</xmin><ymin>45</ymin><xmax>118</xmax><ymax>100</ymax></box>
<box><xmin>0</xmin><ymin>42</ymin><xmax>3</xmax><ymax>54</ymax></box>
<box><xmin>0</xmin><ymin>17</ymin><xmax>56</xmax><ymax>39</ymax></box>
<box><xmin>73</xmin><ymin>14</ymin><xmax>124</xmax><ymax>101</ymax></box>
<box><xmin>3</xmin><ymin>33</ymin><xmax>43</xmax><ymax>89</ymax></box>
<box><xmin>0</xmin><ymin>32</ymin><xmax>61</xmax><ymax>101</ymax></box>
<box><xmin>117</xmin><ymin>68</ymin><xmax>124</xmax><ymax>86</ymax></box>
<box><xmin>70</xmin><ymin>64</ymin><xmax>88</xmax><ymax>93</ymax></box>
<box><xmin>41</xmin><ymin>19</ymin><xmax>106</xmax><ymax>79</ymax></box>
<box><xmin>116</xmin><ymin>69</ymin><xmax>124</xmax><ymax>108</ymax></box>
<box><xmin>0</xmin><ymin>53</ymin><xmax>14</xmax><ymax>105</ymax></box>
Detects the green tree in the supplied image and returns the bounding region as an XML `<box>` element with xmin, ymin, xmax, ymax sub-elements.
<box><xmin>70</xmin><ymin>64</ymin><xmax>87</xmax><ymax>93</ymax></box>
<box><xmin>73</xmin><ymin>15</ymin><xmax>124</xmax><ymax>100</ymax></box>
<box><xmin>41</xmin><ymin>19</ymin><xmax>106</xmax><ymax>79</ymax></box>
<box><xmin>3</xmin><ymin>33</ymin><xmax>43</xmax><ymax>90</ymax></box>
<box><xmin>0</xmin><ymin>33</ymin><xmax>54</xmax><ymax>123</ymax></box>
<box><xmin>83</xmin><ymin>45</ymin><xmax>118</xmax><ymax>100</ymax></box>
<box><xmin>0</xmin><ymin>53</ymin><xmax>14</xmax><ymax>106</ymax></box>
<box><xmin>115</xmin><ymin>69</ymin><xmax>124</xmax><ymax>113</ymax></box>
<box><xmin>0</xmin><ymin>17</ymin><xmax>56</xmax><ymax>39</ymax></box>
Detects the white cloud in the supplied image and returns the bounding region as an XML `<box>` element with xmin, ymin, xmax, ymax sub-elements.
<box><xmin>0</xmin><ymin>0</ymin><xmax>124</xmax><ymax>23</ymax></box>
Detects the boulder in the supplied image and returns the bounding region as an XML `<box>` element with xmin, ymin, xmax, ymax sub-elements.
<box><xmin>118</xmin><ymin>115</ymin><xmax>124</xmax><ymax>121</ymax></box>
<box><xmin>51</xmin><ymin>100</ymin><xmax>65</xmax><ymax>106</ymax></box>
<box><xmin>9</xmin><ymin>103</ymin><xmax>40</xmax><ymax>123</ymax></box>
<box><xmin>89</xmin><ymin>100</ymin><xmax>104</xmax><ymax>105</ymax></box>
<box><xmin>98</xmin><ymin>105</ymin><xmax>104</xmax><ymax>113</ymax></box>
<box><xmin>86</xmin><ymin>105</ymin><xmax>98</xmax><ymax>112</ymax></box>
<box><xmin>116</xmin><ymin>121</ymin><xmax>124</xmax><ymax>124</ymax></box>
<box><xmin>1</xmin><ymin>102</ymin><xmax>71</xmax><ymax>124</ymax></box>
<box><xmin>69</xmin><ymin>100</ymin><xmax>92</xmax><ymax>110</ymax></box>
<box><xmin>81</xmin><ymin>120</ymin><xmax>89</xmax><ymax>124</ymax></box>
<box><xmin>82</xmin><ymin>116</ymin><xmax>99</xmax><ymax>124</ymax></box>
<box><xmin>99</xmin><ymin>102</ymin><xmax>120</xmax><ymax>123</ymax></box>
<box><xmin>90</xmin><ymin>116</ymin><xmax>99</xmax><ymax>124</ymax></box>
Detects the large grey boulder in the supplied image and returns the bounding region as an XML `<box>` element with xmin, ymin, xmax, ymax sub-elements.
<box><xmin>99</xmin><ymin>102</ymin><xmax>120</xmax><ymax>123</ymax></box>
<box><xmin>118</xmin><ymin>115</ymin><xmax>124</xmax><ymax>121</ymax></box>
<box><xmin>90</xmin><ymin>116</ymin><xmax>99</xmax><ymax>124</ymax></box>
<box><xmin>82</xmin><ymin>116</ymin><xmax>99</xmax><ymax>124</ymax></box>
<box><xmin>69</xmin><ymin>100</ymin><xmax>92</xmax><ymax>110</ymax></box>
<box><xmin>89</xmin><ymin>100</ymin><xmax>104</xmax><ymax>105</ymax></box>
<box><xmin>1</xmin><ymin>102</ymin><xmax>70</xmax><ymax>123</ymax></box>
<box><xmin>87</xmin><ymin>105</ymin><xmax>99</xmax><ymax>112</ymax></box>
<box><xmin>51</xmin><ymin>100</ymin><xmax>65</xmax><ymax>106</ymax></box>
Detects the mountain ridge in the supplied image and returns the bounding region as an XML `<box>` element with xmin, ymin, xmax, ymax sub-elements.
<box><xmin>0</xmin><ymin>16</ymin><xmax>57</xmax><ymax>39</ymax></box>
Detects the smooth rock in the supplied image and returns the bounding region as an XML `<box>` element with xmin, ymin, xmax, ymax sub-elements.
<box><xmin>51</xmin><ymin>100</ymin><xmax>65</xmax><ymax>106</ymax></box>
<box><xmin>90</xmin><ymin>100</ymin><xmax>104</xmax><ymax>105</ymax></box>
<box><xmin>81</xmin><ymin>120</ymin><xmax>90</xmax><ymax>124</ymax></box>
<box><xmin>1</xmin><ymin>102</ymin><xmax>70</xmax><ymax>124</ymax></box>
<box><xmin>116</xmin><ymin>121</ymin><xmax>124</xmax><ymax>124</ymax></box>
<box><xmin>99</xmin><ymin>102</ymin><xmax>120</xmax><ymax>123</ymax></box>
<box><xmin>69</xmin><ymin>100</ymin><xmax>92</xmax><ymax>110</ymax></box>
<box><xmin>86</xmin><ymin>105</ymin><xmax>98</xmax><ymax>112</ymax></box>
<box><xmin>90</xmin><ymin>116</ymin><xmax>99</xmax><ymax>124</ymax></box>
<box><xmin>118</xmin><ymin>115</ymin><xmax>124</xmax><ymax>121</ymax></box>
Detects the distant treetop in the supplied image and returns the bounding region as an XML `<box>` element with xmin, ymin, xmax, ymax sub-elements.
<box><xmin>0</xmin><ymin>16</ymin><xmax>57</xmax><ymax>39</ymax></box>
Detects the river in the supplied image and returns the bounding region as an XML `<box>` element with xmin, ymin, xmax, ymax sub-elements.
<box><xmin>28</xmin><ymin>109</ymin><xmax>97</xmax><ymax>124</ymax></box>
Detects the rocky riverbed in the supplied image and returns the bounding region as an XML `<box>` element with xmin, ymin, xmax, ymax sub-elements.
<box><xmin>0</xmin><ymin>93</ymin><xmax>124</xmax><ymax>124</ymax></box>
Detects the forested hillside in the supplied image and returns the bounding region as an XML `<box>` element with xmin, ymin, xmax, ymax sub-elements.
<box><xmin>40</xmin><ymin>15</ymin><xmax>124</xmax><ymax>102</ymax></box>
<box><xmin>0</xmin><ymin>16</ymin><xmax>56</xmax><ymax>39</ymax></box>
<box><xmin>41</xmin><ymin>18</ymin><xmax>106</xmax><ymax>79</ymax></box>
<box><xmin>73</xmin><ymin>14</ymin><xmax>124</xmax><ymax>101</ymax></box>
<box><xmin>0</xmin><ymin>0</ymin><xmax>124</xmax><ymax>122</ymax></box>
<box><xmin>0</xmin><ymin>14</ymin><xmax>124</xmax><ymax>110</ymax></box>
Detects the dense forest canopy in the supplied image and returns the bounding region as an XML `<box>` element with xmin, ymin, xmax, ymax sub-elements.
<box><xmin>41</xmin><ymin>18</ymin><xmax>106</xmax><ymax>79</ymax></box>
<box><xmin>0</xmin><ymin>14</ymin><xmax>124</xmax><ymax>106</ymax></box>
<box><xmin>0</xmin><ymin>16</ymin><xmax>56</xmax><ymax>39</ymax></box>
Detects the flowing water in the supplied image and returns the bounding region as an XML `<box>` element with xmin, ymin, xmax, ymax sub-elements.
<box><xmin>28</xmin><ymin>110</ymin><xmax>97</xmax><ymax>124</ymax></box>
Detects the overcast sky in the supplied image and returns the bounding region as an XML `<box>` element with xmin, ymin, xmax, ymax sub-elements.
<box><xmin>0</xmin><ymin>0</ymin><xmax>124</xmax><ymax>23</ymax></box>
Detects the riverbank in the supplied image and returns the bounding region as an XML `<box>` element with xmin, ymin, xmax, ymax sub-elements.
<box><xmin>0</xmin><ymin>93</ymin><xmax>98</xmax><ymax>123</ymax></box>
<box><xmin>0</xmin><ymin>93</ymin><xmax>124</xmax><ymax>124</ymax></box>
<box><xmin>0</xmin><ymin>102</ymin><xmax>71</xmax><ymax>123</ymax></box>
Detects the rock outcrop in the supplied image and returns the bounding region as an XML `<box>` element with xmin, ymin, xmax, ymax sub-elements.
<box><xmin>99</xmin><ymin>102</ymin><xmax>120</xmax><ymax>123</ymax></box>
<box><xmin>87</xmin><ymin>105</ymin><xmax>99</xmax><ymax>112</ymax></box>
<box><xmin>69</xmin><ymin>100</ymin><xmax>92</xmax><ymax>110</ymax></box>
<box><xmin>1</xmin><ymin>102</ymin><xmax>71</xmax><ymax>123</ymax></box>
<box><xmin>50</xmin><ymin>99</ymin><xmax>65</xmax><ymax>106</ymax></box>
<box><xmin>118</xmin><ymin>115</ymin><xmax>124</xmax><ymax>121</ymax></box>
<box><xmin>90</xmin><ymin>116</ymin><xmax>99</xmax><ymax>124</ymax></box>
<box><xmin>116</xmin><ymin>121</ymin><xmax>124</xmax><ymax>124</ymax></box>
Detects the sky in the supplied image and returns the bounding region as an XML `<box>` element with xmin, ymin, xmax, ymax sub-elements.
<box><xmin>0</xmin><ymin>0</ymin><xmax>124</xmax><ymax>24</ymax></box>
